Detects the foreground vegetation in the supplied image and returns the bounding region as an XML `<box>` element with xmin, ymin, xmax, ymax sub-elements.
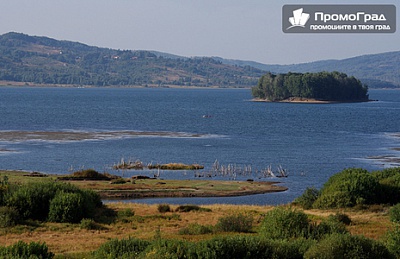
<box><xmin>252</xmin><ymin>71</ymin><xmax>369</xmax><ymax>102</ymax></box>
<box><xmin>1</xmin><ymin>167</ymin><xmax>400</xmax><ymax>258</ymax></box>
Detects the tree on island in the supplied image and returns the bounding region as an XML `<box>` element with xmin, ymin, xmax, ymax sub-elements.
<box><xmin>252</xmin><ymin>71</ymin><xmax>369</xmax><ymax>102</ymax></box>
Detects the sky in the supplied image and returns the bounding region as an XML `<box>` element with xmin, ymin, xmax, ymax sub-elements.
<box><xmin>0</xmin><ymin>0</ymin><xmax>398</xmax><ymax>65</ymax></box>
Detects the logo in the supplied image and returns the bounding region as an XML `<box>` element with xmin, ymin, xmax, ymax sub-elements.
<box><xmin>282</xmin><ymin>5</ymin><xmax>396</xmax><ymax>33</ymax></box>
<box><xmin>287</xmin><ymin>8</ymin><xmax>310</xmax><ymax>30</ymax></box>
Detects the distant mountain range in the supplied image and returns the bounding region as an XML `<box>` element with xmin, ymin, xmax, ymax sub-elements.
<box><xmin>0</xmin><ymin>32</ymin><xmax>398</xmax><ymax>88</ymax></box>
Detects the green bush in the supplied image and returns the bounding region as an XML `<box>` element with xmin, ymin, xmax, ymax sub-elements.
<box><xmin>378</xmin><ymin>174</ymin><xmax>400</xmax><ymax>204</ymax></box>
<box><xmin>0</xmin><ymin>206</ymin><xmax>20</xmax><ymax>227</ymax></box>
<box><xmin>385</xmin><ymin>225</ymin><xmax>400</xmax><ymax>258</ymax></box>
<box><xmin>5</xmin><ymin>182</ymin><xmax>102</xmax><ymax>222</ymax></box>
<box><xmin>143</xmin><ymin>239</ymin><xmax>194</xmax><ymax>259</ymax></box>
<box><xmin>0</xmin><ymin>241</ymin><xmax>54</xmax><ymax>259</ymax></box>
<box><xmin>48</xmin><ymin>191</ymin><xmax>84</xmax><ymax>223</ymax></box>
<box><xmin>175</xmin><ymin>204</ymin><xmax>211</xmax><ymax>212</ymax></box>
<box><xmin>80</xmin><ymin>218</ymin><xmax>100</xmax><ymax>230</ymax></box>
<box><xmin>304</xmin><ymin>233</ymin><xmax>394</xmax><ymax>259</ymax></box>
<box><xmin>260</xmin><ymin>207</ymin><xmax>310</xmax><ymax>239</ymax></box>
<box><xmin>195</xmin><ymin>236</ymin><xmax>314</xmax><ymax>259</ymax></box>
<box><xmin>328</xmin><ymin>212</ymin><xmax>352</xmax><ymax>225</ymax></box>
<box><xmin>389</xmin><ymin>203</ymin><xmax>400</xmax><ymax>223</ymax></box>
<box><xmin>118</xmin><ymin>208</ymin><xmax>135</xmax><ymax>218</ymax></box>
<box><xmin>178</xmin><ymin>223</ymin><xmax>214</xmax><ymax>235</ymax></box>
<box><xmin>313</xmin><ymin>168</ymin><xmax>380</xmax><ymax>209</ymax></box>
<box><xmin>216</xmin><ymin>213</ymin><xmax>253</xmax><ymax>233</ymax></box>
<box><xmin>309</xmin><ymin>217</ymin><xmax>348</xmax><ymax>240</ymax></box>
<box><xmin>92</xmin><ymin>237</ymin><xmax>151</xmax><ymax>259</ymax></box>
<box><xmin>372</xmin><ymin>167</ymin><xmax>400</xmax><ymax>181</ymax></box>
<box><xmin>157</xmin><ymin>204</ymin><xmax>171</xmax><ymax>213</ymax></box>
<box><xmin>293</xmin><ymin>187</ymin><xmax>320</xmax><ymax>209</ymax></box>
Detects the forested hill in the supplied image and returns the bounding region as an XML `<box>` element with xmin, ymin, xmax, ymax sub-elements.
<box><xmin>0</xmin><ymin>32</ymin><xmax>264</xmax><ymax>87</ymax></box>
<box><xmin>214</xmin><ymin>51</ymin><xmax>400</xmax><ymax>88</ymax></box>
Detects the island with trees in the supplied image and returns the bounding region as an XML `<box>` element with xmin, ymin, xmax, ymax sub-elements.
<box><xmin>252</xmin><ymin>71</ymin><xmax>370</xmax><ymax>103</ymax></box>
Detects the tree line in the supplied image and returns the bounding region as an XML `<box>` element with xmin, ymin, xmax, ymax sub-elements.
<box><xmin>252</xmin><ymin>71</ymin><xmax>369</xmax><ymax>101</ymax></box>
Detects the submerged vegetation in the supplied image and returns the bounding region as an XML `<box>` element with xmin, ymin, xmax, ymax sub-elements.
<box><xmin>252</xmin><ymin>71</ymin><xmax>369</xmax><ymax>102</ymax></box>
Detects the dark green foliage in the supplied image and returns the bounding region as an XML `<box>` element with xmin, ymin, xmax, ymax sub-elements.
<box><xmin>304</xmin><ymin>233</ymin><xmax>395</xmax><ymax>259</ymax></box>
<box><xmin>144</xmin><ymin>239</ymin><xmax>195</xmax><ymax>259</ymax></box>
<box><xmin>91</xmin><ymin>235</ymin><xmax>315</xmax><ymax>259</ymax></box>
<box><xmin>260</xmin><ymin>207</ymin><xmax>310</xmax><ymax>239</ymax></box>
<box><xmin>309</xmin><ymin>216</ymin><xmax>348</xmax><ymax>240</ymax></box>
<box><xmin>48</xmin><ymin>191</ymin><xmax>84</xmax><ymax>223</ymax></box>
<box><xmin>178</xmin><ymin>223</ymin><xmax>214</xmax><ymax>235</ymax></box>
<box><xmin>118</xmin><ymin>208</ymin><xmax>135</xmax><ymax>218</ymax></box>
<box><xmin>372</xmin><ymin>167</ymin><xmax>400</xmax><ymax>204</ymax></box>
<box><xmin>385</xmin><ymin>225</ymin><xmax>400</xmax><ymax>258</ymax></box>
<box><xmin>6</xmin><ymin>182</ymin><xmax>62</xmax><ymax>220</ymax></box>
<box><xmin>216</xmin><ymin>213</ymin><xmax>253</xmax><ymax>233</ymax></box>
<box><xmin>389</xmin><ymin>203</ymin><xmax>400</xmax><ymax>223</ymax></box>
<box><xmin>293</xmin><ymin>187</ymin><xmax>320</xmax><ymax>209</ymax></box>
<box><xmin>0</xmin><ymin>241</ymin><xmax>54</xmax><ymax>259</ymax></box>
<box><xmin>328</xmin><ymin>213</ymin><xmax>352</xmax><ymax>226</ymax></box>
<box><xmin>92</xmin><ymin>237</ymin><xmax>151</xmax><ymax>259</ymax></box>
<box><xmin>0</xmin><ymin>175</ymin><xmax>9</xmax><ymax>206</ymax></box>
<box><xmin>252</xmin><ymin>71</ymin><xmax>369</xmax><ymax>101</ymax></box>
<box><xmin>5</xmin><ymin>181</ymin><xmax>102</xmax><ymax>222</ymax></box>
<box><xmin>175</xmin><ymin>204</ymin><xmax>211</xmax><ymax>212</ymax></box>
<box><xmin>80</xmin><ymin>218</ymin><xmax>101</xmax><ymax>230</ymax></box>
<box><xmin>195</xmin><ymin>236</ymin><xmax>314</xmax><ymax>259</ymax></box>
<box><xmin>313</xmin><ymin>168</ymin><xmax>380</xmax><ymax>209</ymax></box>
<box><xmin>0</xmin><ymin>206</ymin><xmax>20</xmax><ymax>227</ymax></box>
<box><xmin>157</xmin><ymin>204</ymin><xmax>171</xmax><ymax>213</ymax></box>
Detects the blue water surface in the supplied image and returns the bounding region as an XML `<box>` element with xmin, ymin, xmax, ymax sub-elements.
<box><xmin>0</xmin><ymin>87</ymin><xmax>399</xmax><ymax>205</ymax></box>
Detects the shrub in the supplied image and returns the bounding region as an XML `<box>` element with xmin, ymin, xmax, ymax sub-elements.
<box><xmin>143</xmin><ymin>239</ymin><xmax>194</xmax><ymax>259</ymax></box>
<box><xmin>0</xmin><ymin>241</ymin><xmax>54</xmax><ymax>259</ymax></box>
<box><xmin>378</xmin><ymin>174</ymin><xmax>400</xmax><ymax>204</ymax></box>
<box><xmin>313</xmin><ymin>168</ymin><xmax>380</xmax><ymax>208</ymax></box>
<box><xmin>260</xmin><ymin>207</ymin><xmax>310</xmax><ymax>239</ymax></box>
<box><xmin>328</xmin><ymin>212</ymin><xmax>352</xmax><ymax>226</ymax></box>
<box><xmin>385</xmin><ymin>225</ymin><xmax>400</xmax><ymax>258</ymax></box>
<box><xmin>175</xmin><ymin>204</ymin><xmax>211</xmax><ymax>212</ymax></box>
<box><xmin>194</xmin><ymin>236</ymin><xmax>313</xmax><ymax>259</ymax></box>
<box><xmin>0</xmin><ymin>206</ymin><xmax>20</xmax><ymax>227</ymax></box>
<box><xmin>157</xmin><ymin>204</ymin><xmax>171</xmax><ymax>213</ymax></box>
<box><xmin>309</xmin><ymin>218</ymin><xmax>348</xmax><ymax>240</ymax></box>
<box><xmin>48</xmin><ymin>191</ymin><xmax>84</xmax><ymax>223</ymax></box>
<box><xmin>5</xmin><ymin>182</ymin><xmax>102</xmax><ymax>222</ymax></box>
<box><xmin>179</xmin><ymin>223</ymin><xmax>214</xmax><ymax>235</ymax></box>
<box><xmin>92</xmin><ymin>237</ymin><xmax>151</xmax><ymax>259</ymax></box>
<box><xmin>372</xmin><ymin>167</ymin><xmax>400</xmax><ymax>181</ymax></box>
<box><xmin>304</xmin><ymin>233</ymin><xmax>394</xmax><ymax>259</ymax></box>
<box><xmin>80</xmin><ymin>218</ymin><xmax>96</xmax><ymax>230</ymax></box>
<box><xmin>293</xmin><ymin>187</ymin><xmax>320</xmax><ymax>209</ymax></box>
<box><xmin>389</xmin><ymin>203</ymin><xmax>400</xmax><ymax>223</ymax></box>
<box><xmin>216</xmin><ymin>213</ymin><xmax>253</xmax><ymax>233</ymax></box>
<box><xmin>195</xmin><ymin>236</ymin><xmax>275</xmax><ymax>259</ymax></box>
<box><xmin>5</xmin><ymin>182</ymin><xmax>60</xmax><ymax>220</ymax></box>
<box><xmin>118</xmin><ymin>208</ymin><xmax>135</xmax><ymax>218</ymax></box>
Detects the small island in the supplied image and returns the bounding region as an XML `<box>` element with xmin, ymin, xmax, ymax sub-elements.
<box><xmin>252</xmin><ymin>71</ymin><xmax>369</xmax><ymax>103</ymax></box>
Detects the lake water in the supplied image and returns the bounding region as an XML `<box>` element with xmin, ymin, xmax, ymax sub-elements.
<box><xmin>0</xmin><ymin>87</ymin><xmax>399</xmax><ymax>205</ymax></box>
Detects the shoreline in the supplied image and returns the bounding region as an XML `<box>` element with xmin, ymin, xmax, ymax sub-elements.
<box><xmin>253</xmin><ymin>97</ymin><xmax>374</xmax><ymax>104</ymax></box>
